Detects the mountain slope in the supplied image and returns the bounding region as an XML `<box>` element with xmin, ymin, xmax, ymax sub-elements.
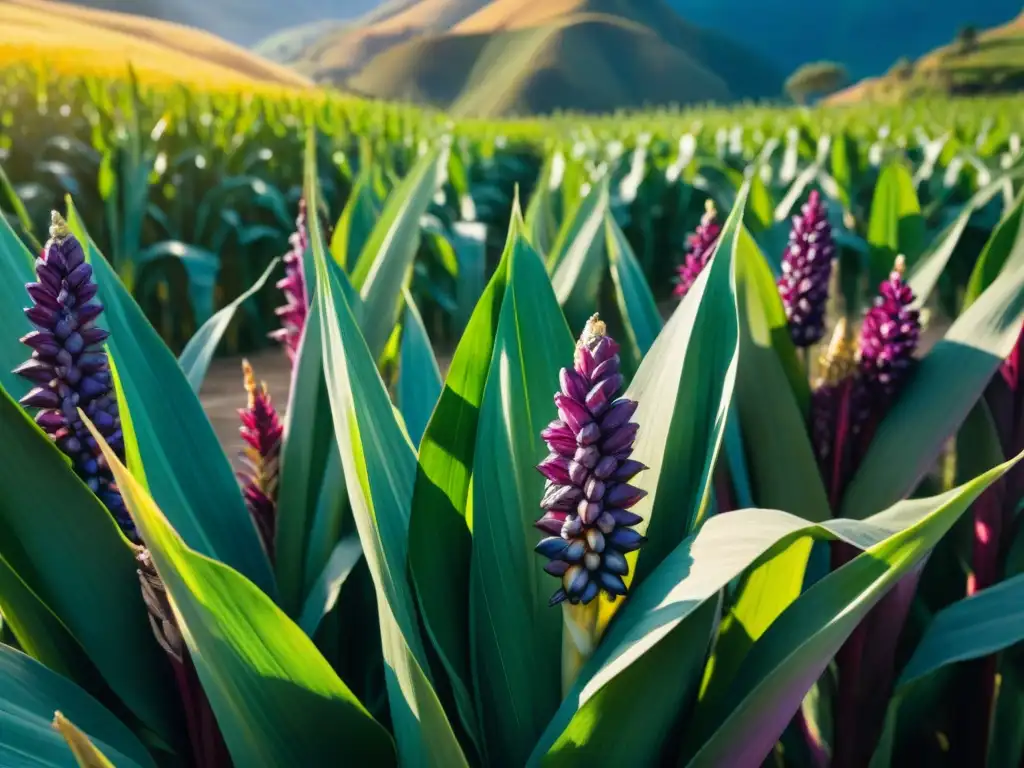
<box><xmin>0</xmin><ymin>0</ymin><xmax>314</xmax><ymax>88</ymax></box>
<box><xmin>668</xmin><ymin>0</ymin><xmax>1023</xmax><ymax>79</ymax></box>
<box><xmin>54</xmin><ymin>0</ymin><xmax>374</xmax><ymax>46</ymax></box>
<box><xmin>288</xmin><ymin>0</ymin><xmax>489</xmax><ymax>82</ymax></box>
<box><xmin>829</xmin><ymin>11</ymin><xmax>1024</xmax><ymax>103</ymax></box>
<box><xmin>343</xmin><ymin>0</ymin><xmax>782</xmax><ymax>116</ymax></box>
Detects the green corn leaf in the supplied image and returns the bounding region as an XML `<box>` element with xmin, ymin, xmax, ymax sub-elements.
<box><xmin>548</xmin><ymin>176</ymin><xmax>610</xmax><ymax>278</ymax></box>
<box><xmin>829</xmin><ymin>131</ymin><xmax>857</xmax><ymax>214</ymax></box>
<box><xmin>0</xmin><ymin>207</ymin><xmax>34</xmax><ymax>399</ymax></box>
<box><xmin>135</xmin><ymin>241</ymin><xmax>220</xmax><ymax>325</ymax></box>
<box><xmin>0</xmin><ymin>646</ymin><xmax>155</xmax><ymax>768</ymax></box>
<box><xmin>311</xmin><ymin>158</ymin><xmax>469</xmax><ymax>767</ymax></box>
<box><xmin>604</xmin><ymin>212</ymin><xmax>662</xmax><ymax>365</ymax></box>
<box><xmin>0</xmin><ymin>385</ymin><xmax>176</xmax><ymax>740</ymax></box>
<box><xmin>625</xmin><ymin>179</ymin><xmax>745</xmax><ymax>591</ymax></box>
<box><xmin>451</xmin><ymin>221</ymin><xmax>488</xmax><ymax>333</ymax></box>
<box><xmin>351</xmin><ymin>145</ymin><xmax>447</xmax><ymax>359</ymax></box>
<box><xmin>906</xmin><ymin>178</ymin><xmax>1006</xmax><ymax>305</ymax></box>
<box><xmin>396</xmin><ymin>288</ymin><xmax>442</xmax><ymax>448</ymax></box>
<box><xmin>533</xmin><ymin>464</ymin><xmax>1014</xmax><ymax>766</ymax></box>
<box><xmin>0</xmin><ymin>548</ymin><xmax>83</xmax><ymax>681</ymax></box>
<box><xmin>469</xmin><ymin>208</ymin><xmax>575</xmax><ymax>767</ymax></box>
<box><xmin>275</xmin><ymin>300</ymin><xmax>341</xmax><ymax>616</ymax></box>
<box><xmin>85</xmin><ymin>416</ymin><xmax>397</xmax><ymax>767</ymax></box>
<box><xmin>298</xmin><ymin>534</ymin><xmax>363</xmax><ymax>638</ymax></box>
<box><xmin>331</xmin><ymin>165</ymin><xmax>381</xmax><ymax>271</ymax></box>
<box><xmin>525</xmin><ymin>154</ymin><xmax>563</xmax><ymax>257</ymax></box>
<box><xmin>407</xmin><ymin>238</ymin><xmax>512</xmax><ymax>756</ymax></box>
<box><xmin>0</xmin><ymin>160</ymin><xmax>41</xmax><ymax>253</ymax></box>
<box><xmin>685</xmin><ymin>456</ymin><xmax>1021</xmax><ymax>766</ymax></box>
<box><xmin>63</xmin><ymin>197</ymin><xmax>276</xmax><ymax>596</ymax></box>
<box><xmin>964</xmin><ymin>188</ymin><xmax>1024</xmax><ymax>310</ymax></box>
<box><xmin>867</xmin><ymin>159</ymin><xmax>925</xmax><ymax>285</ymax></box>
<box><xmin>841</xmin><ymin>240</ymin><xmax>1024</xmax><ymax>520</ymax></box>
<box><xmin>694</xmin><ymin>222</ymin><xmax>831</xmax><ymax>727</ymax></box>
<box><xmin>53</xmin><ymin>712</ymin><xmax>121</xmax><ymax>768</ymax></box>
<box><xmin>277</xmin><ymin>147</ymin><xmax>365</xmax><ymax>618</ymax></box>
<box><xmin>550</xmin><ymin>179</ymin><xmax>609</xmax><ymax>331</ymax></box>
<box><xmin>870</xmin><ymin>572</ymin><xmax>1024</xmax><ymax>767</ymax></box>
<box><xmin>746</xmin><ymin>172</ymin><xmax>775</xmax><ymax>233</ymax></box>
<box><xmin>178</xmin><ymin>257</ymin><xmax>280</xmax><ymax>393</ymax></box>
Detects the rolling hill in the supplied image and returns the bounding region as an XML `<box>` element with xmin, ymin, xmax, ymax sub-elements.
<box><xmin>828</xmin><ymin>11</ymin><xmax>1024</xmax><ymax>103</ymax></box>
<box><xmin>53</xmin><ymin>0</ymin><xmax>372</xmax><ymax>46</ymax></box>
<box><xmin>668</xmin><ymin>0</ymin><xmax>1023</xmax><ymax>80</ymax></box>
<box><xmin>286</xmin><ymin>0</ymin><xmax>489</xmax><ymax>83</ymax></box>
<box><xmin>0</xmin><ymin>0</ymin><xmax>315</xmax><ymax>88</ymax></box>
<box><xmin>301</xmin><ymin>0</ymin><xmax>783</xmax><ymax>116</ymax></box>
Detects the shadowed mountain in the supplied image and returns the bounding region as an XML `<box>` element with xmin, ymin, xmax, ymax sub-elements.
<box><xmin>312</xmin><ymin>0</ymin><xmax>783</xmax><ymax>116</ymax></box>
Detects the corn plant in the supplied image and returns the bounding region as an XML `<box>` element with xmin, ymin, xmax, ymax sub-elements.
<box><xmin>1</xmin><ymin>120</ymin><xmax>1023</xmax><ymax>768</ymax></box>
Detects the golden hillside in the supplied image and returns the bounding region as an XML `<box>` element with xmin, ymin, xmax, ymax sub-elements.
<box><xmin>0</xmin><ymin>0</ymin><xmax>314</xmax><ymax>89</ymax></box>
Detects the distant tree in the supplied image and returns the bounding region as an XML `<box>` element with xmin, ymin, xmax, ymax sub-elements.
<box><xmin>889</xmin><ymin>57</ymin><xmax>916</xmax><ymax>81</ymax></box>
<box><xmin>956</xmin><ymin>24</ymin><xmax>979</xmax><ymax>55</ymax></box>
<box><xmin>785</xmin><ymin>61</ymin><xmax>850</xmax><ymax>105</ymax></box>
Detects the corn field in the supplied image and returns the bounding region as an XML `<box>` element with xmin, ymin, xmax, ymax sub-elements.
<box><xmin>3</xmin><ymin>62</ymin><xmax>1024</xmax><ymax>768</ymax></box>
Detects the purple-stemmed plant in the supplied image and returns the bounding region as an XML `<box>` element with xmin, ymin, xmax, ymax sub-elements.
<box><xmin>237</xmin><ymin>359</ymin><xmax>283</xmax><ymax>563</ymax></box>
<box><xmin>674</xmin><ymin>200</ymin><xmax>722</xmax><ymax>300</ymax></box>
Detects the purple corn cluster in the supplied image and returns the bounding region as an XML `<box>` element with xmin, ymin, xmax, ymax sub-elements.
<box><xmin>237</xmin><ymin>360</ymin><xmax>283</xmax><ymax>562</ymax></box>
<box><xmin>268</xmin><ymin>199</ymin><xmax>310</xmax><ymax>364</ymax></box>
<box><xmin>810</xmin><ymin>255</ymin><xmax>921</xmax><ymax>501</ymax></box>
<box><xmin>15</xmin><ymin>212</ymin><xmax>136</xmax><ymax>540</ymax></box>
<box><xmin>674</xmin><ymin>199</ymin><xmax>722</xmax><ymax>300</ymax></box>
<box><xmin>778</xmin><ymin>189</ymin><xmax>835</xmax><ymax>347</ymax></box>
<box><xmin>535</xmin><ymin>315</ymin><xmax>648</xmax><ymax>607</ymax></box>
<box><xmin>856</xmin><ymin>255</ymin><xmax>921</xmax><ymax>416</ymax></box>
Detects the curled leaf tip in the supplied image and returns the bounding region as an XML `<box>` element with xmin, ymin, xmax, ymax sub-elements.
<box><xmin>48</xmin><ymin>210</ymin><xmax>69</xmax><ymax>241</ymax></box>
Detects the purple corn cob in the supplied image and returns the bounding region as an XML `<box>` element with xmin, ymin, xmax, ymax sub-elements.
<box><xmin>268</xmin><ymin>199</ymin><xmax>310</xmax><ymax>365</ymax></box>
<box><xmin>535</xmin><ymin>314</ymin><xmax>648</xmax><ymax>607</ymax></box>
<box><xmin>674</xmin><ymin>199</ymin><xmax>722</xmax><ymax>300</ymax></box>
<box><xmin>237</xmin><ymin>359</ymin><xmax>283</xmax><ymax>562</ymax></box>
<box><xmin>15</xmin><ymin>212</ymin><xmax>136</xmax><ymax>541</ymax></box>
<box><xmin>777</xmin><ymin>190</ymin><xmax>835</xmax><ymax>347</ymax></box>
<box><xmin>856</xmin><ymin>255</ymin><xmax>921</xmax><ymax>416</ymax></box>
